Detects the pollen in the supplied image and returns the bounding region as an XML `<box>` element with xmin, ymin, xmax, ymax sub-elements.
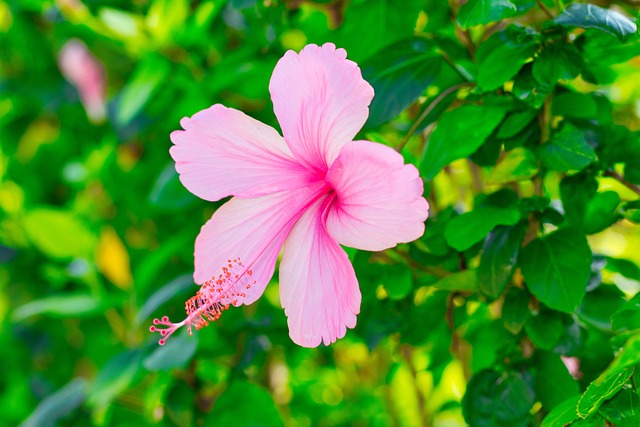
<box><xmin>149</xmin><ymin>258</ymin><xmax>257</xmax><ymax>345</ymax></box>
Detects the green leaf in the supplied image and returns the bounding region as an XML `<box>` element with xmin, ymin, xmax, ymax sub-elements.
<box><xmin>144</xmin><ymin>331</ymin><xmax>198</xmax><ymax>371</ymax></box>
<box><xmin>612</xmin><ymin>292</ymin><xmax>640</xmax><ymax>333</ymax></box>
<box><xmin>497</xmin><ymin>109</ymin><xmax>537</xmax><ymax>139</ymax></box>
<box><xmin>87</xmin><ymin>349</ymin><xmax>144</xmax><ymax>410</ymax></box>
<box><xmin>502</xmin><ymin>287</ymin><xmax>530</xmax><ymax>334</ymax></box>
<box><xmin>578</xmin><ymin>367</ymin><xmax>634</xmax><ymax>417</ymax></box>
<box><xmin>535</xmin><ymin>351</ymin><xmax>580</xmax><ymax>410</ymax></box>
<box><xmin>598</xmin><ymin>389</ymin><xmax>640</xmax><ymax>426</ymax></box>
<box><xmin>361</xmin><ymin>38</ymin><xmax>444</xmax><ymax>127</ymax></box>
<box><xmin>601</xmin><ymin>334</ymin><xmax>640</xmax><ymax>378</ymax></box>
<box><xmin>583</xmin><ymin>191</ymin><xmax>621</xmax><ymax>235</ymax></box>
<box><xmin>520</xmin><ymin>228</ymin><xmax>592</xmax><ymax>312</ymax></box>
<box><xmin>541</xmin><ymin>395</ymin><xmax>581</xmax><ymax>427</ymax></box>
<box><xmin>525</xmin><ymin>310</ymin><xmax>565</xmax><ymax>350</ymax></box>
<box><xmin>512</xmin><ymin>64</ymin><xmax>553</xmax><ymax>108</ymax></box>
<box><xmin>421</xmin><ymin>104</ymin><xmax>507</xmax><ymax>179</ymax></box>
<box><xmin>445</xmin><ymin>206</ymin><xmax>521</xmax><ymax>252</ymax></box>
<box><xmin>553</xmin><ymin>92</ymin><xmax>598</xmax><ymax>119</ymax></box>
<box><xmin>149</xmin><ymin>163</ymin><xmax>197</xmax><ymax>211</ymax></box>
<box><xmin>560</xmin><ymin>172</ymin><xmax>598</xmax><ymax>228</ymax></box>
<box><xmin>621</xmin><ymin>200</ymin><xmax>640</xmax><ymax>223</ymax></box>
<box><xmin>12</xmin><ymin>294</ymin><xmax>106</xmax><ymax>322</ymax></box>
<box><xmin>336</xmin><ymin>0</ymin><xmax>426</xmax><ymax>61</ymax></box>
<box><xmin>462</xmin><ymin>369</ymin><xmax>534</xmax><ymax>427</ymax></box>
<box><xmin>116</xmin><ymin>56</ymin><xmax>171</xmax><ymax>126</ymax></box>
<box><xmin>540</xmin><ymin>124</ymin><xmax>597</xmax><ymax>172</ymax></box>
<box><xmin>457</xmin><ymin>0</ymin><xmax>517</xmax><ymax>29</ymax></box>
<box><xmin>487</xmin><ymin>147</ymin><xmax>539</xmax><ymax>185</ymax></box>
<box><xmin>477</xmin><ymin>224</ymin><xmax>526</xmax><ymax>298</ymax></box>
<box><xmin>554</xmin><ymin>3</ymin><xmax>637</xmax><ymax>42</ymax></box>
<box><xmin>22</xmin><ymin>208</ymin><xmax>96</xmax><ymax>259</ymax></box>
<box><xmin>19</xmin><ymin>378</ymin><xmax>87</xmax><ymax>427</ymax></box>
<box><xmin>430</xmin><ymin>270</ymin><xmax>477</xmax><ymax>292</ymax></box>
<box><xmin>379</xmin><ymin>264</ymin><xmax>413</xmax><ymax>300</ymax></box>
<box><xmin>136</xmin><ymin>274</ymin><xmax>195</xmax><ymax>325</ymax></box>
<box><xmin>476</xmin><ymin>26</ymin><xmax>539</xmax><ymax>91</ymax></box>
<box><xmin>205</xmin><ymin>381</ymin><xmax>284</xmax><ymax>427</ymax></box>
<box><xmin>532</xmin><ymin>42</ymin><xmax>583</xmax><ymax>85</ymax></box>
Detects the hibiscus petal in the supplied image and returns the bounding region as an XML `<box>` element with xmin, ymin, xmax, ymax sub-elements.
<box><xmin>170</xmin><ymin>104</ymin><xmax>312</xmax><ymax>202</ymax></box>
<box><xmin>279</xmin><ymin>199</ymin><xmax>361</xmax><ymax>347</ymax></box>
<box><xmin>325</xmin><ymin>141</ymin><xmax>429</xmax><ymax>252</ymax></box>
<box><xmin>269</xmin><ymin>43</ymin><xmax>374</xmax><ymax>171</ymax></box>
<box><xmin>194</xmin><ymin>185</ymin><xmax>323</xmax><ymax>304</ymax></box>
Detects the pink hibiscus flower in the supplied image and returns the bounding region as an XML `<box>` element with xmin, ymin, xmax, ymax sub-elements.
<box><xmin>150</xmin><ymin>43</ymin><xmax>429</xmax><ymax>348</ymax></box>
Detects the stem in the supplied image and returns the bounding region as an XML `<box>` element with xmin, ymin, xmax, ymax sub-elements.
<box><xmin>396</xmin><ymin>84</ymin><xmax>469</xmax><ymax>152</ymax></box>
<box><xmin>603</xmin><ymin>170</ymin><xmax>640</xmax><ymax>196</ymax></box>
<box><xmin>535</xmin><ymin>0</ymin><xmax>554</xmax><ymax>19</ymax></box>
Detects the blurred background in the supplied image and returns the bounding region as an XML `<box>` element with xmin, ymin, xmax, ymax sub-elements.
<box><xmin>1</xmin><ymin>0</ymin><xmax>640</xmax><ymax>426</ymax></box>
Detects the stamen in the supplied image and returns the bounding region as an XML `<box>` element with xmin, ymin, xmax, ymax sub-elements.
<box><xmin>149</xmin><ymin>257</ymin><xmax>257</xmax><ymax>345</ymax></box>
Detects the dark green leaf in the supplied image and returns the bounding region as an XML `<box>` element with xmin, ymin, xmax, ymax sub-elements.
<box><xmin>502</xmin><ymin>287</ymin><xmax>530</xmax><ymax>334</ymax></box>
<box><xmin>612</xmin><ymin>293</ymin><xmax>640</xmax><ymax>333</ymax></box>
<box><xmin>477</xmin><ymin>224</ymin><xmax>526</xmax><ymax>298</ymax></box>
<box><xmin>462</xmin><ymin>369</ymin><xmax>534</xmax><ymax>427</ymax></box>
<box><xmin>560</xmin><ymin>172</ymin><xmax>598</xmax><ymax>228</ymax></box>
<box><xmin>525</xmin><ymin>310</ymin><xmax>566</xmax><ymax>350</ymax></box>
<box><xmin>87</xmin><ymin>349</ymin><xmax>144</xmax><ymax>410</ymax></box>
<box><xmin>445</xmin><ymin>206</ymin><xmax>521</xmax><ymax>252</ymax></box>
<box><xmin>578</xmin><ymin>367</ymin><xmax>634</xmax><ymax>417</ymax></box>
<box><xmin>621</xmin><ymin>200</ymin><xmax>640</xmax><ymax>223</ymax></box>
<box><xmin>457</xmin><ymin>0</ymin><xmax>517</xmax><ymax>29</ymax></box>
<box><xmin>497</xmin><ymin>109</ymin><xmax>537</xmax><ymax>139</ymax></box>
<box><xmin>362</xmin><ymin>38</ymin><xmax>444</xmax><ymax>127</ymax></box>
<box><xmin>532</xmin><ymin>42</ymin><xmax>583</xmax><ymax>85</ymax></box>
<box><xmin>476</xmin><ymin>26</ymin><xmax>539</xmax><ymax>91</ymax></box>
<box><xmin>554</xmin><ymin>4</ymin><xmax>637</xmax><ymax>42</ymax></box>
<box><xmin>136</xmin><ymin>274</ymin><xmax>195</xmax><ymax>325</ymax></box>
<box><xmin>553</xmin><ymin>92</ymin><xmax>598</xmax><ymax>119</ymax></box>
<box><xmin>144</xmin><ymin>331</ymin><xmax>198</xmax><ymax>371</ymax></box>
<box><xmin>540</xmin><ymin>124</ymin><xmax>597</xmax><ymax>172</ymax></box>
<box><xmin>535</xmin><ymin>351</ymin><xmax>580</xmax><ymax>410</ymax></box>
<box><xmin>19</xmin><ymin>379</ymin><xmax>87</xmax><ymax>427</ymax></box>
<box><xmin>520</xmin><ymin>228</ymin><xmax>592</xmax><ymax>312</ymax></box>
<box><xmin>422</xmin><ymin>104</ymin><xmax>507</xmax><ymax>179</ymax></box>
<box><xmin>149</xmin><ymin>163</ymin><xmax>197</xmax><ymax>211</ymax></box>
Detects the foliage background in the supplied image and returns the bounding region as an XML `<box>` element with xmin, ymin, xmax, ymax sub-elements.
<box><xmin>2</xmin><ymin>0</ymin><xmax>640</xmax><ymax>426</ymax></box>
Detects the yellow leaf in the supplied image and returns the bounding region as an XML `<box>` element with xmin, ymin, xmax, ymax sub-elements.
<box><xmin>97</xmin><ymin>227</ymin><xmax>132</xmax><ymax>289</ymax></box>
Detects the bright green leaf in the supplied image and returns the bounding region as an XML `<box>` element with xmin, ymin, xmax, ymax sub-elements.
<box><xmin>12</xmin><ymin>294</ymin><xmax>106</xmax><ymax>322</ymax></box>
<box><xmin>487</xmin><ymin>147</ymin><xmax>539</xmax><ymax>185</ymax></box>
<box><xmin>535</xmin><ymin>351</ymin><xmax>580</xmax><ymax>410</ymax></box>
<box><xmin>578</xmin><ymin>367</ymin><xmax>634</xmax><ymax>417</ymax></box>
<box><xmin>445</xmin><ymin>206</ymin><xmax>521</xmax><ymax>252</ymax></box>
<box><xmin>22</xmin><ymin>208</ymin><xmax>96</xmax><ymax>259</ymax></box>
<box><xmin>431</xmin><ymin>270</ymin><xmax>477</xmax><ymax>292</ymax></box>
<box><xmin>457</xmin><ymin>0</ymin><xmax>517</xmax><ymax>29</ymax></box>
<box><xmin>541</xmin><ymin>395</ymin><xmax>581</xmax><ymax>427</ymax></box>
<box><xmin>476</xmin><ymin>26</ymin><xmax>539</xmax><ymax>91</ymax></box>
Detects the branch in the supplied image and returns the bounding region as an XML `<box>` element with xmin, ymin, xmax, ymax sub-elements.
<box><xmin>603</xmin><ymin>170</ymin><xmax>640</xmax><ymax>197</ymax></box>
